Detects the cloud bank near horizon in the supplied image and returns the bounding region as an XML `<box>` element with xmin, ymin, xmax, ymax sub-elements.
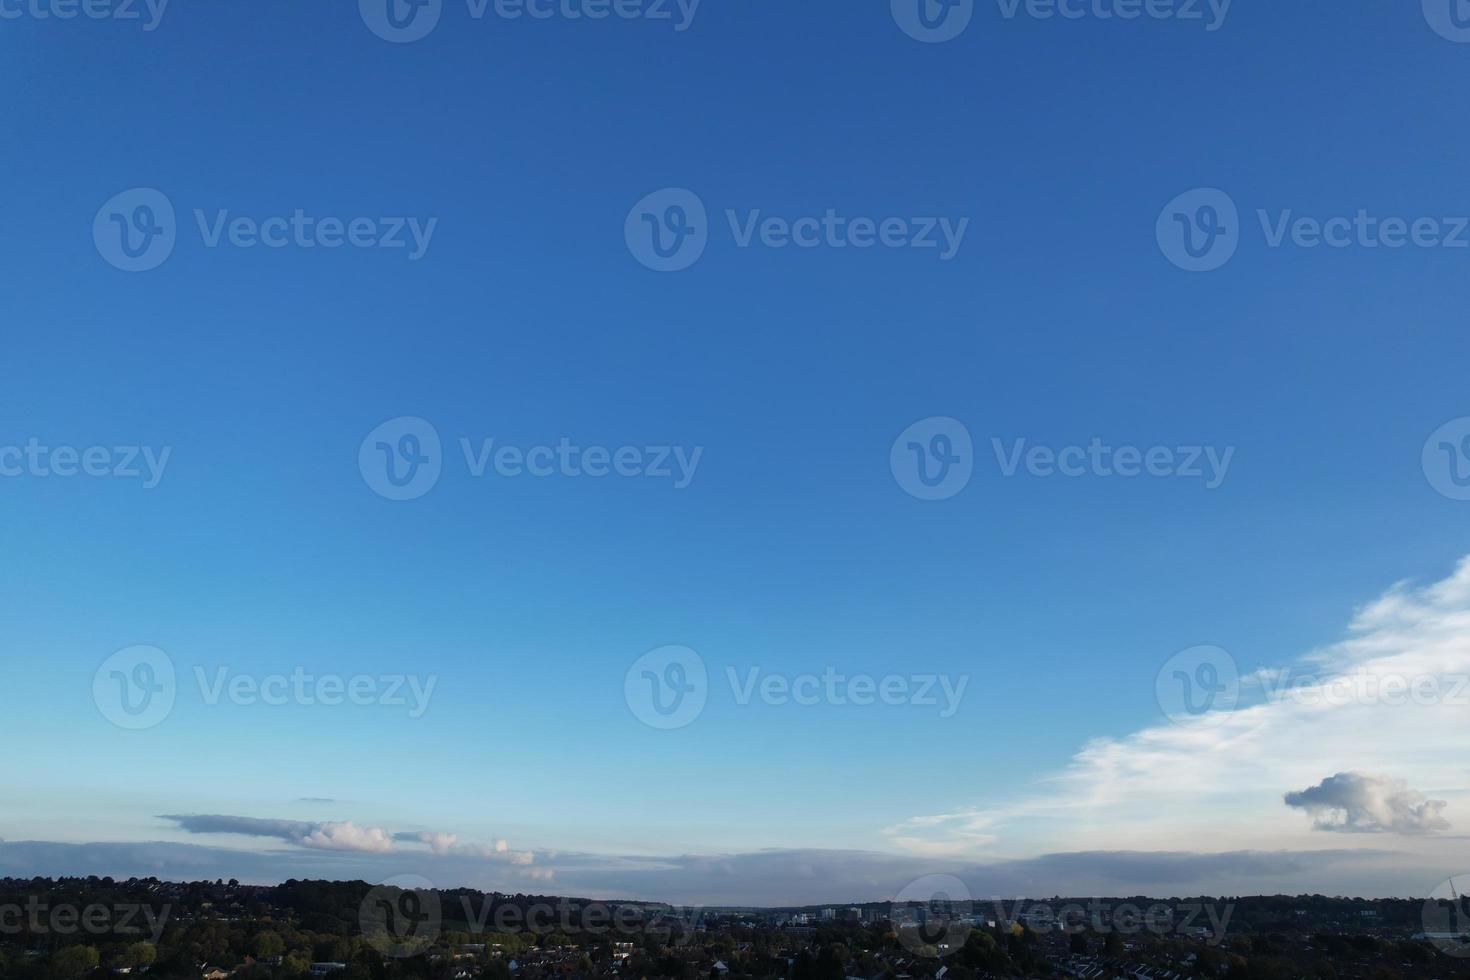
<box><xmin>0</xmin><ymin>837</ymin><xmax>1424</xmax><ymax>906</ymax></box>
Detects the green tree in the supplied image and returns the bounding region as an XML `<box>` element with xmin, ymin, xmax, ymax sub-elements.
<box><xmin>50</xmin><ymin>945</ymin><xmax>100</xmax><ymax>980</ymax></box>
<box><xmin>122</xmin><ymin>942</ymin><xmax>157</xmax><ymax>969</ymax></box>
<box><xmin>254</xmin><ymin>930</ymin><xmax>286</xmax><ymax>958</ymax></box>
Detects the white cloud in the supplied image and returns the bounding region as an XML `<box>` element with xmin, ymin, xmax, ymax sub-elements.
<box><xmin>394</xmin><ymin>831</ymin><xmax>459</xmax><ymax>854</ymax></box>
<box><xmin>296</xmin><ymin>821</ymin><xmax>394</xmax><ymax>853</ymax></box>
<box><xmin>165</xmin><ymin>815</ymin><xmax>529</xmax><ymax>862</ymax></box>
<box><xmin>1284</xmin><ymin>772</ymin><xmax>1449</xmax><ymax>834</ymax></box>
<box><xmin>161</xmin><ymin>815</ymin><xmax>394</xmax><ymax>853</ymax></box>
<box><xmin>888</xmin><ymin>557</ymin><xmax>1470</xmax><ymax>867</ymax></box>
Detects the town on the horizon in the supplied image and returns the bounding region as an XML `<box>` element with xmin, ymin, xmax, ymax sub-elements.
<box><xmin>2</xmin><ymin>875</ymin><xmax>1469</xmax><ymax>980</ymax></box>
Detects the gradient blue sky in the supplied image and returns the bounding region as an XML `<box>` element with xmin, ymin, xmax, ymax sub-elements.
<box><xmin>3</xmin><ymin>0</ymin><xmax>1470</xmax><ymax>904</ymax></box>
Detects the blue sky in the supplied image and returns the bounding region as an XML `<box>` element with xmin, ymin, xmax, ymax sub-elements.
<box><xmin>3</xmin><ymin>0</ymin><xmax>1470</xmax><ymax>904</ymax></box>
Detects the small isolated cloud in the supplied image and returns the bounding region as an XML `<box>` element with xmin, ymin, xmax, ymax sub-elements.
<box><xmin>1284</xmin><ymin>772</ymin><xmax>1450</xmax><ymax>835</ymax></box>
<box><xmin>162</xmin><ymin>815</ymin><xmax>393</xmax><ymax>853</ymax></box>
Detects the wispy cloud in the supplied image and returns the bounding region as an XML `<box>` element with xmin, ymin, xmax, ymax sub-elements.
<box><xmin>161</xmin><ymin>814</ymin><xmax>532</xmax><ymax>864</ymax></box>
<box><xmin>391</xmin><ymin>831</ymin><xmax>530</xmax><ymax>863</ymax></box>
<box><xmin>161</xmin><ymin>815</ymin><xmax>394</xmax><ymax>853</ymax></box>
<box><xmin>888</xmin><ymin>557</ymin><xmax>1470</xmax><ymax>862</ymax></box>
